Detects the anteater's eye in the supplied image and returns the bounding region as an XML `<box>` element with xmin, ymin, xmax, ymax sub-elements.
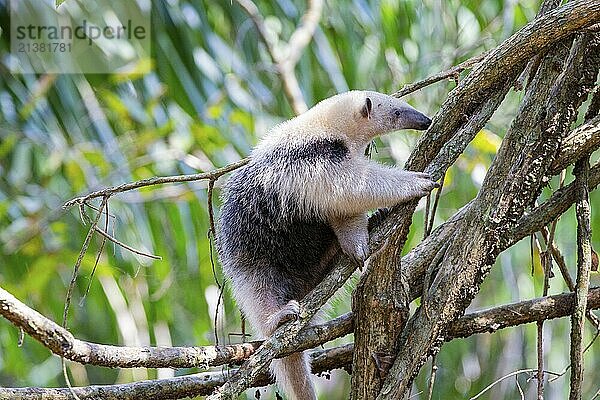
<box><xmin>395</xmin><ymin>110</ymin><xmax>401</xmax><ymax>117</ymax></box>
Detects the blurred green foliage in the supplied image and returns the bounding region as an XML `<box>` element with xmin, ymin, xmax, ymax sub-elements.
<box><xmin>0</xmin><ymin>0</ymin><xmax>599</xmax><ymax>398</ymax></box>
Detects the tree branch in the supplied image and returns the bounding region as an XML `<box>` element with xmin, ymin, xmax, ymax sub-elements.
<box><xmin>406</xmin><ymin>160</ymin><xmax>600</xmax><ymax>301</ymax></box>
<box><xmin>4</xmin><ymin>288</ymin><xmax>600</xmax><ymax>398</ymax></box>
<box><xmin>0</xmin><ymin>286</ymin><xmax>260</xmax><ymax>369</ymax></box>
<box><xmin>550</xmin><ymin>114</ymin><xmax>600</xmax><ymax>174</ymax></box>
<box><xmin>0</xmin><ymin>285</ymin><xmax>353</xmax><ymax>369</ymax></box>
<box><xmin>447</xmin><ymin>288</ymin><xmax>600</xmax><ymax>339</ymax></box>
<box><xmin>378</xmin><ymin>8</ymin><xmax>600</xmax><ymax>397</ymax></box>
<box><xmin>0</xmin><ymin>345</ymin><xmax>351</xmax><ymax>400</ymax></box>
<box><xmin>569</xmin><ymin>154</ymin><xmax>593</xmax><ymax>399</ymax></box>
<box><xmin>353</xmin><ymin>2</ymin><xmax>600</xmax><ymax>398</ymax></box>
<box><xmin>62</xmin><ymin>159</ymin><xmax>248</xmax><ymax>209</ymax></box>
<box><xmin>391</xmin><ymin>51</ymin><xmax>489</xmax><ymax>98</ymax></box>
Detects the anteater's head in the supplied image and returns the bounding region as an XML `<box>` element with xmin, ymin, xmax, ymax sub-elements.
<box><xmin>314</xmin><ymin>90</ymin><xmax>431</xmax><ymax>144</ymax></box>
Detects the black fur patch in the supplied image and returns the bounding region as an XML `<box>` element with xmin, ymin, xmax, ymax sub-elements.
<box><xmin>266</xmin><ymin>138</ymin><xmax>348</xmax><ymax>164</ymax></box>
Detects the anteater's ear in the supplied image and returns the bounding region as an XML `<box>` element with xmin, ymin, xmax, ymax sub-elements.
<box><xmin>360</xmin><ymin>97</ymin><xmax>372</xmax><ymax>119</ymax></box>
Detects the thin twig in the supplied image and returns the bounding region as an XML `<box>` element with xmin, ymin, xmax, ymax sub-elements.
<box><xmin>469</xmin><ymin>369</ymin><xmax>562</xmax><ymax>400</ymax></box>
<box><xmin>81</xmin><ymin>201</ymin><xmax>111</xmax><ymax>305</ymax></box>
<box><xmin>62</xmin><ymin>196</ymin><xmax>108</xmax><ymax>328</ymax></box>
<box><xmin>61</xmin><ymin>360</ymin><xmax>82</xmax><ymax>400</ymax></box>
<box><xmin>537</xmin><ymin>170</ymin><xmax>566</xmax><ymax>293</ymax></box>
<box><xmin>93</xmin><ymin>226</ymin><xmax>161</xmax><ymax>260</ymax></box>
<box><xmin>536</xmin><ymin>227</ymin><xmax>552</xmax><ymax>400</ymax></box>
<box><xmin>535</xmin><ymin>321</ymin><xmax>545</xmax><ymax>400</ymax></box>
<box><xmin>426</xmin><ymin>171</ymin><xmax>445</xmax><ymax>236</ymax></box>
<box><xmin>63</xmin><ymin>159</ymin><xmax>249</xmax><ymax>209</ymax></box>
<box><xmin>426</xmin><ymin>355</ymin><xmax>438</xmax><ymax>400</ymax></box>
<box><xmin>214</xmin><ymin>288</ymin><xmax>224</xmax><ymax>347</ymax></box>
<box><xmin>84</xmin><ymin>201</ymin><xmax>117</xmax><ymax>220</ymax></box>
<box><xmin>78</xmin><ymin>203</ymin><xmax>86</xmax><ymax>224</ymax></box>
<box><xmin>207</xmin><ymin>179</ymin><xmax>218</xmax><ymax>267</ymax></box>
<box><xmin>423</xmin><ymin>194</ymin><xmax>431</xmax><ymax>240</ymax></box>
<box><xmin>241</xmin><ymin>314</ymin><xmax>246</xmax><ymax>343</ymax></box>
<box><xmin>408</xmin><ymin>390</ymin><xmax>424</xmax><ymax>399</ymax></box>
<box><xmin>516</xmin><ymin>375</ymin><xmax>525</xmax><ymax>400</ymax></box>
<box><xmin>207</xmin><ymin>179</ymin><xmax>220</xmax><ymax>288</ymax></box>
<box><xmin>207</xmin><ymin>178</ymin><xmax>224</xmax><ymax>345</ymax></box>
<box><xmin>392</xmin><ymin>51</ymin><xmax>488</xmax><ymax>98</ymax></box>
<box><xmin>532</xmin><ymin>231</ymin><xmax>546</xmax><ymax>400</ymax></box>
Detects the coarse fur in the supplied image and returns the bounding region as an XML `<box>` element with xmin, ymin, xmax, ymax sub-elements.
<box><xmin>217</xmin><ymin>90</ymin><xmax>437</xmax><ymax>399</ymax></box>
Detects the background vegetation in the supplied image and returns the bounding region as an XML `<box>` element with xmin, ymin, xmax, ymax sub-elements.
<box><xmin>0</xmin><ymin>0</ymin><xmax>598</xmax><ymax>398</ymax></box>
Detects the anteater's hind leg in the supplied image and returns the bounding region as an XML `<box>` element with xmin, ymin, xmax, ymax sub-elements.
<box><xmin>233</xmin><ymin>279</ymin><xmax>316</xmax><ymax>400</ymax></box>
<box><xmin>265</xmin><ymin>299</ymin><xmax>300</xmax><ymax>332</ymax></box>
<box><xmin>265</xmin><ymin>300</ymin><xmax>316</xmax><ymax>400</ymax></box>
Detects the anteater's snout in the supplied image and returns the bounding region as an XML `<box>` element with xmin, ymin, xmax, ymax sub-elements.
<box><xmin>416</xmin><ymin>114</ymin><xmax>432</xmax><ymax>130</ymax></box>
<box><xmin>404</xmin><ymin>108</ymin><xmax>432</xmax><ymax>131</ymax></box>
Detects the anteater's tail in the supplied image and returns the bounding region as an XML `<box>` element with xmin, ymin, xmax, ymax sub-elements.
<box><xmin>271</xmin><ymin>351</ymin><xmax>317</xmax><ymax>400</ymax></box>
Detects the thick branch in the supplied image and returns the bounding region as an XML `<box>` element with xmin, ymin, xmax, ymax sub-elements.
<box><xmin>569</xmin><ymin>155</ymin><xmax>593</xmax><ymax>399</ymax></box>
<box><xmin>0</xmin><ymin>286</ymin><xmax>352</xmax><ymax>369</ymax></box>
<box><xmin>4</xmin><ymin>289</ymin><xmax>600</xmax><ymax>399</ymax></box>
<box><xmin>0</xmin><ymin>286</ymin><xmax>259</xmax><ymax>368</ymax></box>
<box><xmin>406</xmin><ymin>161</ymin><xmax>600</xmax><ymax>300</ymax></box>
<box><xmin>550</xmin><ymin>115</ymin><xmax>600</xmax><ymax>174</ymax></box>
<box><xmin>379</xmin><ymin>6</ymin><xmax>600</xmax><ymax>397</ymax></box>
<box><xmin>448</xmin><ymin>288</ymin><xmax>600</xmax><ymax>339</ymax></box>
<box><xmin>0</xmin><ymin>345</ymin><xmax>351</xmax><ymax>400</ymax></box>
